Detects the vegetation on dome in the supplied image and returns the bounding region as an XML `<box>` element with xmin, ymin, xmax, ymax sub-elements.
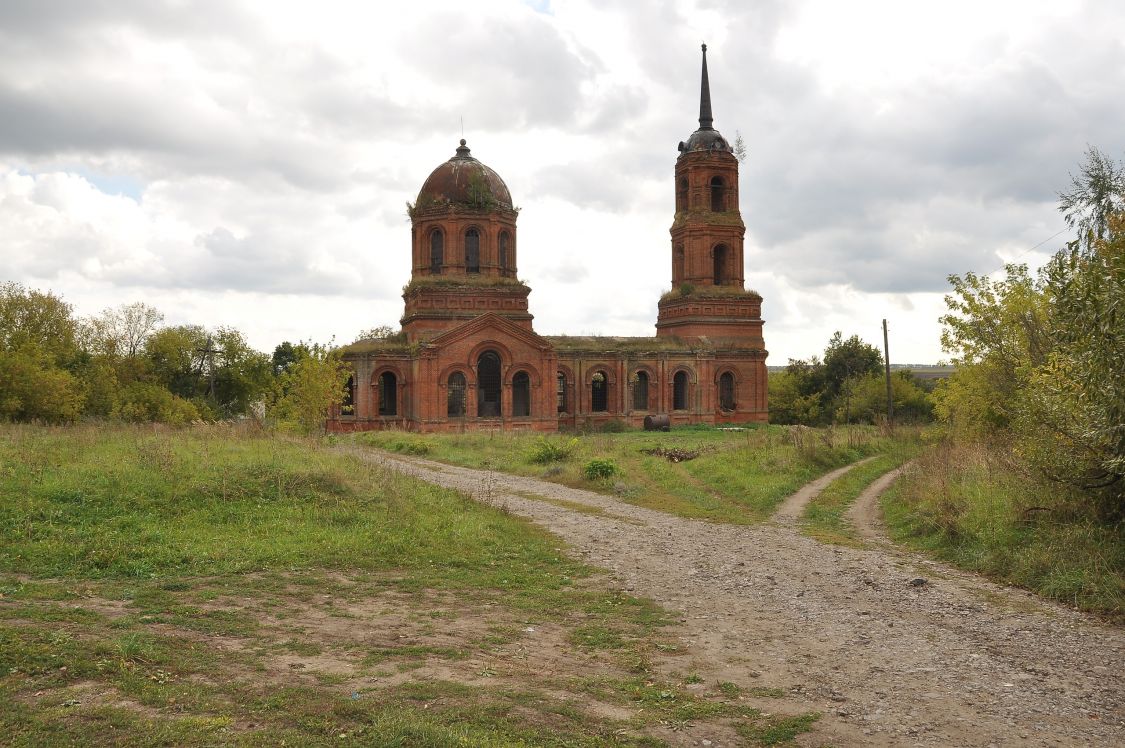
<box><xmin>545</xmin><ymin>335</ymin><xmax>701</xmax><ymax>354</ymax></box>
<box><xmin>671</xmin><ymin>210</ymin><xmax>744</xmax><ymax>228</ymax></box>
<box><xmin>406</xmin><ymin>172</ymin><xmax>517</xmax><ymax>219</ymax></box>
<box><xmin>659</xmin><ymin>284</ymin><xmax>762</xmax><ymax>302</ymax></box>
<box><xmin>402</xmin><ymin>276</ymin><xmax>530</xmax><ymax>296</ymax></box>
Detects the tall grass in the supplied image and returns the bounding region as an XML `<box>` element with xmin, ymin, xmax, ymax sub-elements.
<box><xmin>0</xmin><ymin>423</ymin><xmax>586</xmax><ymax>602</ymax></box>
<box><xmin>882</xmin><ymin>440</ymin><xmax>1125</xmax><ymax>616</ymax></box>
<box><xmin>351</xmin><ymin>425</ymin><xmax>914</xmax><ymax>523</ymax></box>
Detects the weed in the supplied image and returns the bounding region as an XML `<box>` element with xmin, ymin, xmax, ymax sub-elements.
<box><xmin>583</xmin><ymin>458</ymin><xmax>618</xmax><ymax>481</ymax></box>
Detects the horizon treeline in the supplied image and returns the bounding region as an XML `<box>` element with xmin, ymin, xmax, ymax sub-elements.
<box><xmin>0</xmin><ymin>284</ymin><xmax>348</xmax><ymax>433</ymax></box>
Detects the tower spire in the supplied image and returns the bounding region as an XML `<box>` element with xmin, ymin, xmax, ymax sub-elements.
<box><xmin>698</xmin><ymin>43</ymin><xmax>713</xmax><ymax>130</ymax></box>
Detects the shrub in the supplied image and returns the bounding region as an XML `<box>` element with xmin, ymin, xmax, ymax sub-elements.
<box><xmin>114</xmin><ymin>382</ymin><xmax>200</xmax><ymax>425</ymax></box>
<box><xmin>583</xmin><ymin>458</ymin><xmax>618</xmax><ymax>481</ymax></box>
<box><xmin>527</xmin><ymin>436</ymin><xmax>578</xmax><ymax>464</ymax></box>
<box><xmin>598</xmin><ymin>419</ymin><xmax>628</xmax><ymax>433</ymax></box>
<box><xmin>389</xmin><ymin>437</ymin><xmax>433</xmax><ymax>456</ymax></box>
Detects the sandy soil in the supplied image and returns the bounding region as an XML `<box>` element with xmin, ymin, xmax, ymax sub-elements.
<box><xmin>349</xmin><ymin>448</ymin><xmax>1125</xmax><ymax>747</ymax></box>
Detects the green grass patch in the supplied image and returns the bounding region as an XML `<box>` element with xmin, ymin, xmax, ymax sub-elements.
<box><xmin>736</xmin><ymin>712</ymin><xmax>820</xmax><ymax>745</ymax></box>
<box><xmin>7</xmin><ymin>423</ymin><xmax>800</xmax><ymax>745</ymax></box>
<box><xmin>351</xmin><ymin>425</ymin><xmax>917</xmax><ymax>524</ymax></box>
<box><xmin>882</xmin><ymin>441</ymin><xmax>1125</xmax><ymax>617</ymax></box>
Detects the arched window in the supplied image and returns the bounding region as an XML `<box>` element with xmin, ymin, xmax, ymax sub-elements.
<box><xmin>591</xmin><ymin>372</ymin><xmax>608</xmax><ymax>412</ymax></box>
<box><xmin>674</xmin><ymin>245</ymin><xmax>685</xmax><ymax>282</ymax></box>
<box><xmin>512</xmin><ymin>371</ymin><xmax>531</xmax><ymax>417</ymax></box>
<box><xmin>378</xmin><ymin>372</ymin><xmax>397</xmax><ymax>416</ymax></box>
<box><xmin>632</xmin><ymin>371</ymin><xmax>649</xmax><ymax>411</ymax></box>
<box><xmin>465</xmin><ymin>228</ymin><xmax>480</xmax><ymax>273</ymax></box>
<box><xmin>499</xmin><ymin>231</ymin><xmax>510</xmax><ymax>275</ymax></box>
<box><xmin>677</xmin><ymin>177</ymin><xmax>688</xmax><ymax>211</ymax></box>
<box><xmin>556</xmin><ymin>371</ymin><xmax>567</xmax><ymax>413</ymax></box>
<box><xmin>673</xmin><ymin>371</ymin><xmax>688</xmax><ymax>411</ymax></box>
<box><xmin>477</xmin><ymin>350</ymin><xmax>501</xmax><ymax>417</ymax></box>
<box><xmin>719</xmin><ymin>372</ymin><xmax>735</xmax><ymax>411</ymax></box>
<box><xmin>341</xmin><ymin>375</ymin><xmax>355</xmax><ymax>416</ymax></box>
<box><xmin>447</xmin><ymin>371</ymin><xmax>466</xmax><ymax>417</ymax></box>
<box><xmin>710</xmin><ymin>176</ymin><xmax>725</xmax><ymax>212</ymax></box>
<box><xmin>429</xmin><ymin>229</ymin><xmax>443</xmax><ymax>274</ymax></box>
<box><xmin>713</xmin><ymin>244</ymin><xmax>728</xmax><ymax>286</ymax></box>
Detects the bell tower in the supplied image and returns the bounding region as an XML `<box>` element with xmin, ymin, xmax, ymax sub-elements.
<box><xmin>656</xmin><ymin>44</ymin><xmax>764</xmax><ymax>347</ymax></box>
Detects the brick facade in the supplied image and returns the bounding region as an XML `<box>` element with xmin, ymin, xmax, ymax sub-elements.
<box><xmin>329</xmin><ymin>45</ymin><xmax>768</xmax><ymax>433</ymax></box>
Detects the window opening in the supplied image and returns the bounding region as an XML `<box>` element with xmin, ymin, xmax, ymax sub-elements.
<box><xmin>674</xmin><ymin>245</ymin><xmax>685</xmax><ymax>282</ymax></box>
<box><xmin>677</xmin><ymin>177</ymin><xmax>688</xmax><ymax>211</ymax></box>
<box><xmin>499</xmin><ymin>231</ymin><xmax>510</xmax><ymax>275</ymax></box>
<box><xmin>673</xmin><ymin>371</ymin><xmax>688</xmax><ymax>411</ymax></box>
<box><xmin>556</xmin><ymin>372</ymin><xmax>567</xmax><ymax>413</ymax></box>
<box><xmin>591</xmin><ymin>372</ymin><xmax>608</xmax><ymax>412</ymax></box>
<box><xmin>466</xmin><ymin>228</ymin><xmax>480</xmax><ymax>273</ymax></box>
<box><xmin>719</xmin><ymin>372</ymin><xmax>735</xmax><ymax>411</ymax></box>
<box><xmin>710</xmin><ymin>176</ymin><xmax>725</xmax><ymax>212</ymax></box>
<box><xmin>429</xmin><ymin>230</ymin><xmax>443</xmax><ymax>274</ymax></box>
<box><xmin>713</xmin><ymin>244</ymin><xmax>728</xmax><ymax>286</ymax></box>
<box><xmin>447</xmin><ymin>371</ymin><xmax>466</xmax><ymax>417</ymax></box>
<box><xmin>378</xmin><ymin>372</ymin><xmax>397</xmax><ymax>416</ymax></box>
<box><xmin>341</xmin><ymin>375</ymin><xmax>355</xmax><ymax>416</ymax></box>
<box><xmin>632</xmin><ymin>371</ymin><xmax>649</xmax><ymax>411</ymax></box>
<box><xmin>512</xmin><ymin>371</ymin><xmax>531</xmax><ymax>417</ymax></box>
<box><xmin>477</xmin><ymin>351</ymin><xmax>501</xmax><ymax>417</ymax></box>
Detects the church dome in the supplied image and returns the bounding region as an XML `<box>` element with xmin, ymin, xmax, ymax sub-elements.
<box><xmin>416</xmin><ymin>140</ymin><xmax>513</xmax><ymax>211</ymax></box>
<box><xmin>677</xmin><ymin>43</ymin><xmax>734</xmax><ymax>156</ymax></box>
<box><xmin>679</xmin><ymin>128</ymin><xmax>732</xmax><ymax>154</ymax></box>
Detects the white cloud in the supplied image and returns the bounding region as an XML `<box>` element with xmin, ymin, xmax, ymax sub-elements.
<box><xmin>2</xmin><ymin>0</ymin><xmax>1123</xmax><ymax>363</ymax></box>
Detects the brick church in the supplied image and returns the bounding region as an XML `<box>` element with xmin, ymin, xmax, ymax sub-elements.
<box><xmin>329</xmin><ymin>45</ymin><xmax>768</xmax><ymax>432</ymax></box>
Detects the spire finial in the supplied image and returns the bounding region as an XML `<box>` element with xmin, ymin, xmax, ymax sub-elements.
<box><xmin>698</xmin><ymin>43</ymin><xmax>713</xmax><ymax>130</ymax></box>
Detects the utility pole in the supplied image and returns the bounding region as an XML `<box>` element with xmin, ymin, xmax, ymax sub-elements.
<box><xmin>197</xmin><ymin>336</ymin><xmax>221</xmax><ymax>400</ymax></box>
<box><xmin>882</xmin><ymin>319</ymin><xmax>894</xmax><ymax>429</ymax></box>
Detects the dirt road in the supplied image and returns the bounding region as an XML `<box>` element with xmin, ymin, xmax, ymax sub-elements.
<box><xmin>352</xmin><ymin>449</ymin><xmax>1125</xmax><ymax>747</ymax></box>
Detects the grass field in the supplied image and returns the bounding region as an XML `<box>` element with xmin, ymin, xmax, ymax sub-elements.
<box><xmin>881</xmin><ymin>441</ymin><xmax>1125</xmax><ymax>617</ymax></box>
<box><xmin>0</xmin><ymin>424</ymin><xmax>818</xmax><ymax>746</ymax></box>
<box><xmin>348</xmin><ymin>425</ymin><xmax>905</xmax><ymax>524</ymax></box>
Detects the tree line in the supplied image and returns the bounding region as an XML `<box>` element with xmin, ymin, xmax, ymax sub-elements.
<box><xmin>0</xmin><ymin>288</ymin><xmax>348</xmax><ymax>433</ymax></box>
<box><xmin>769</xmin><ymin>330</ymin><xmax>934</xmax><ymax>426</ymax></box>
<box><xmin>935</xmin><ymin>146</ymin><xmax>1124</xmax><ymax>521</ymax></box>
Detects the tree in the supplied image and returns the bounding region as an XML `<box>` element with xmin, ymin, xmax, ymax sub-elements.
<box><xmin>145</xmin><ymin>325</ymin><xmax>210</xmax><ymax>400</ymax></box>
<box><xmin>937</xmin><ymin>265</ymin><xmax>1048</xmax><ymax>434</ymax></box>
<box><xmin>83</xmin><ymin>302</ymin><xmax>164</xmax><ymax>358</ymax></box>
<box><xmin>1057</xmin><ymin>145</ymin><xmax>1125</xmax><ymax>251</ymax></box>
<box><xmin>270</xmin><ymin>343</ymin><xmax>351</xmax><ymax>435</ymax></box>
<box><xmin>938</xmin><ymin>148</ymin><xmax>1125</xmax><ymax>519</ymax></box>
<box><xmin>0</xmin><ymin>283</ymin><xmax>84</xmax><ymax>422</ymax></box>
<box><xmin>209</xmin><ymin>327</ymin><xmax>272</xmax><ymax>416</ymax></box>
<box><xmin>0</xmin><ymin>282</ymin><xmax>79</xmax><ymax>365</ymax></box>
<box><xmin>823</xmin><ymin>332</ymin><xmax>883</xmax><ymax>423</ymax></box>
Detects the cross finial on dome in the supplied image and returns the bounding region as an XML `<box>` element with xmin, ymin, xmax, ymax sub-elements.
<box><xmin>454</xmin><ymin>139</ymin><xmax>471</xmax><ymax>159</ymax></box>
<box><xmin>699</xmin><ymin>43</ymin><xmax>713</xmax><ymax>130</ymax></box>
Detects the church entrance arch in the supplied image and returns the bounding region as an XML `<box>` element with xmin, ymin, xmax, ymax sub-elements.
<box><xmin>477</xmin><ymin>351</ymin><xmax>502</xmax><ymax>417</ymax></box>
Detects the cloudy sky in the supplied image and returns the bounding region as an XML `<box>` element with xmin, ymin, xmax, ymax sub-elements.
<box><xmin>2</xmin><ymin>0</ymin><xmax>1123</xmax><ymax>364</ymax></box>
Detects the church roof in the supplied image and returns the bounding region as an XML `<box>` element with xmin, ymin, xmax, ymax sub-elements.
<box><xmin>416</xmin><ymin>139</ymin><xmax>513</xmax><ymax>211</ymax></box>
